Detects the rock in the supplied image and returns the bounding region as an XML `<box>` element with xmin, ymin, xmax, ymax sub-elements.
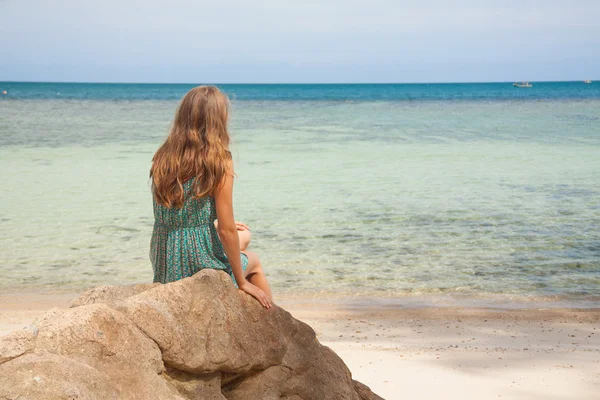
<box><xmin>0</xmin><ymin>352</ymin><xmax>119</xmax><ymax>400</ymax></box>
<box><xmin>69</xmin><ymin>282</ymin><xmax>161</xmax><ymax>308</ymax></box>
<box><xmin>164</xmin><ymin>369</ymin><xmax>226</xmax><ymax>400</ymax></box>
<box><xmin>354</xmin><ymin>380</ymin><xmax>386</xmax><ymax>400</ymax></box>
<box><xmin>0</xmin><ymin>269</ymin><xmax>383</xmax><ymax>400</ymax></box>
<box><xmin>0</xmin><ymin>325</ymin><xmax>37</xmax><ymax>364</ymax></box>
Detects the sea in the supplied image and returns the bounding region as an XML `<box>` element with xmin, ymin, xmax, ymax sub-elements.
<box><xmin>1</xmin><ymin>82</ymin><xmax>599</xmax><ymax>307</ymax></box>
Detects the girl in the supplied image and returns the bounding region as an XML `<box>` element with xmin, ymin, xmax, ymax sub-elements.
<box><xmin>149</xmin><ymin>86</ymin><xmax>272</xmax><ymax>309</ymax></box>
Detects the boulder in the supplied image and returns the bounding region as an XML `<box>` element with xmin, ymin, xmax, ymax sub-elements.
<box><xmin>0</xmin><ymin>269</ymin><xmax>383</xmax><ymax>400</ymax></box>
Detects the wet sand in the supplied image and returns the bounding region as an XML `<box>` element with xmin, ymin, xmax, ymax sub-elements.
<box><xmin>1</xmin><ymin>291</ymin><xmax>599</xmax><ymax>400</ymax></box>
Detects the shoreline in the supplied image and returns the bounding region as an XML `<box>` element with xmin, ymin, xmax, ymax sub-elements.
<box><xmin>2</xmin><ymin>285</ymin><xmax>598</xmax><ymax>310</ymax></box>
<box><xmin>1</xmin><ymin>290</ymin><xmax>599</xmax><ymax>399</ymax></box>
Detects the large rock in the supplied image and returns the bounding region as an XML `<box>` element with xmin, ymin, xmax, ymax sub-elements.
<box><xmin>0</xmin><ymin>269</ymin><xmax>383</xmax><ymax>400</ymax></box>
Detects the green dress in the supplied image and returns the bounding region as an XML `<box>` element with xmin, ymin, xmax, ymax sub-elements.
<box><xmin>150</xmin><ymin>178</ymin><xmax>248</xmax><ymax>287</ymax></box>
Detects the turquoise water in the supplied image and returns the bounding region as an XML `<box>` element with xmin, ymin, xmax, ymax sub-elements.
<box><xmin>2</xmin><ymin>81</ymin><xmax>600</xmax><ymax>102</ymax></box>
<box><xmin>0</xmin><ymin>82</ymin><xmax>599</xmax><ymax>304</ymax></box>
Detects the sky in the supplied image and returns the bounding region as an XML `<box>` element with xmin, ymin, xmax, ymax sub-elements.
<box><xmin>1</xmin><ymin>0</ymin><xmax>599</xmax><ymax>83</ymax></box>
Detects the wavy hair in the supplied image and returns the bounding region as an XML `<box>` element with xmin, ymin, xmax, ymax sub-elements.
<box><xmin>150</xmin><ymin>86</ymin><xmax>232</xmax><ymax>208</ymax></box>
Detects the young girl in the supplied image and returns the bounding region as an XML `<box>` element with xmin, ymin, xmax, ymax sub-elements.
<box><xmin>149</xmin><ymin>86</ymin><xmax>272</xmax><ymax>309</ymax></box>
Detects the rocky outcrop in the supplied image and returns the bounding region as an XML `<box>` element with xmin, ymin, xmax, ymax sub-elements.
<box><xmin>0</xmin><ymin>269</ymin><xmax>383</xmax><ymax>400</ymax></box>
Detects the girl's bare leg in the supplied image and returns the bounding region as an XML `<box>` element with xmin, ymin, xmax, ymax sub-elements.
<box><xmin>238</xmin><ymin>229</ymin><xmax>251</xmax><ymax>251</ymax></box>
<box><xmin>215</xmin><ymin>220</ymin><xmax>252</xmax><ymax>251</ymax></box>
<box><xmin>242</xmin><ymin>250</ymin><xmax>272</xmax><ymax>301</ymax></box>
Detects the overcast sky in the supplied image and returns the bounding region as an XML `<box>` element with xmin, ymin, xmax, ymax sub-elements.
<box><xmin>1</xmin><ymin>0</ymin><xmax>599</xmax><ymax>83</ymax></box>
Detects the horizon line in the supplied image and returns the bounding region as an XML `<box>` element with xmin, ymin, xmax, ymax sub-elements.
<box><xmin>0</xmin><ymin>79</ymin><xmax>596</xmax><ymax>85</ymax></box>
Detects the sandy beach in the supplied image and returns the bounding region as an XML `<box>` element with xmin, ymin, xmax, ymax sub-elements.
<box><xmin>1</xmin><ymin>290</ymin><xmax>598</xmax><ymax>400</ymax></box>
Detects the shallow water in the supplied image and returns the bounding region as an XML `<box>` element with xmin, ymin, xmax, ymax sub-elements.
<box><xmin>0</xmin><ymin>83</ymin><xmax>599</xmax><ymax>304</ymax></box>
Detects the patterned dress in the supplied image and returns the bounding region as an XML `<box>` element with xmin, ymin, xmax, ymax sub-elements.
<box><xmin>150</xmin><ymin>178</ymin><xmax>249</xmax><ymax>287</ymax></box>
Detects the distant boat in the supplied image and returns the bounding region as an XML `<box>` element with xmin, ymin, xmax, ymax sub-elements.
<box><xmin>513</xmin><ymin>82</ymin><xmax>532</xmax><ymax>88</ymax></box>
<box><xmin>583</xmin><ymin>80</ymin><xmax>592</xmax><ymax>84</ymax></box>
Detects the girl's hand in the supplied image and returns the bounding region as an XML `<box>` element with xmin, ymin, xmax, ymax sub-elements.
<box><xmin>238</xmin><ymin>281</ymin><xmax>271</xmax><ymax>309</ymax></box>
<box><xmin>235</xmin><ymin>221</ymin><xmax>250</xmax><ymax>231</ymax></box>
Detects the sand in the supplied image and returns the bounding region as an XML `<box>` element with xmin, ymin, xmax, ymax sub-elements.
<box><xmin>1</xmin><ymin>290</ymin><xmax>599</xmax><ymax>400</ymax></box>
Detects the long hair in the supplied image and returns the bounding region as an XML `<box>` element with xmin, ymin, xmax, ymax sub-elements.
<box><xmin>150</xmin><ymin>86</ymin><xmax>232</xmax><ymax>208</ymax></box>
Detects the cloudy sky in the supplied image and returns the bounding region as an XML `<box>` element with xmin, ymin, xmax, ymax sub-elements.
<box><xmin>1</xmin><ymin>0</ymin><xmax>599</xmax><ymax>83</ymax></box>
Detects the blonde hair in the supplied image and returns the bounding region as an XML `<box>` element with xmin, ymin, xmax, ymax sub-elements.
<box><xmin>150</xmin><ymin>86</ymin><xmax>232</xmax><ymax>208</ymax></box>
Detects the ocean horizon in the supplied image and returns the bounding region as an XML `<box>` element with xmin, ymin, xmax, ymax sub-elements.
<box><xmin>2</xmin><ymin>81</ymin><xmax>599</xmax><ymax>101</ymax></box>
<box><xmin>1</xmin><ymin>82</ymin><xmax>598</xmax><ymax>306</ymax></box>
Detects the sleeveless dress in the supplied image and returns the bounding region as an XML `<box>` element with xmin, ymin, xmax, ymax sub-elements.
<box><xmin>150</xmin><ymin>178</ymin><xmax>249</xmax><ymax>287</ymax></box>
